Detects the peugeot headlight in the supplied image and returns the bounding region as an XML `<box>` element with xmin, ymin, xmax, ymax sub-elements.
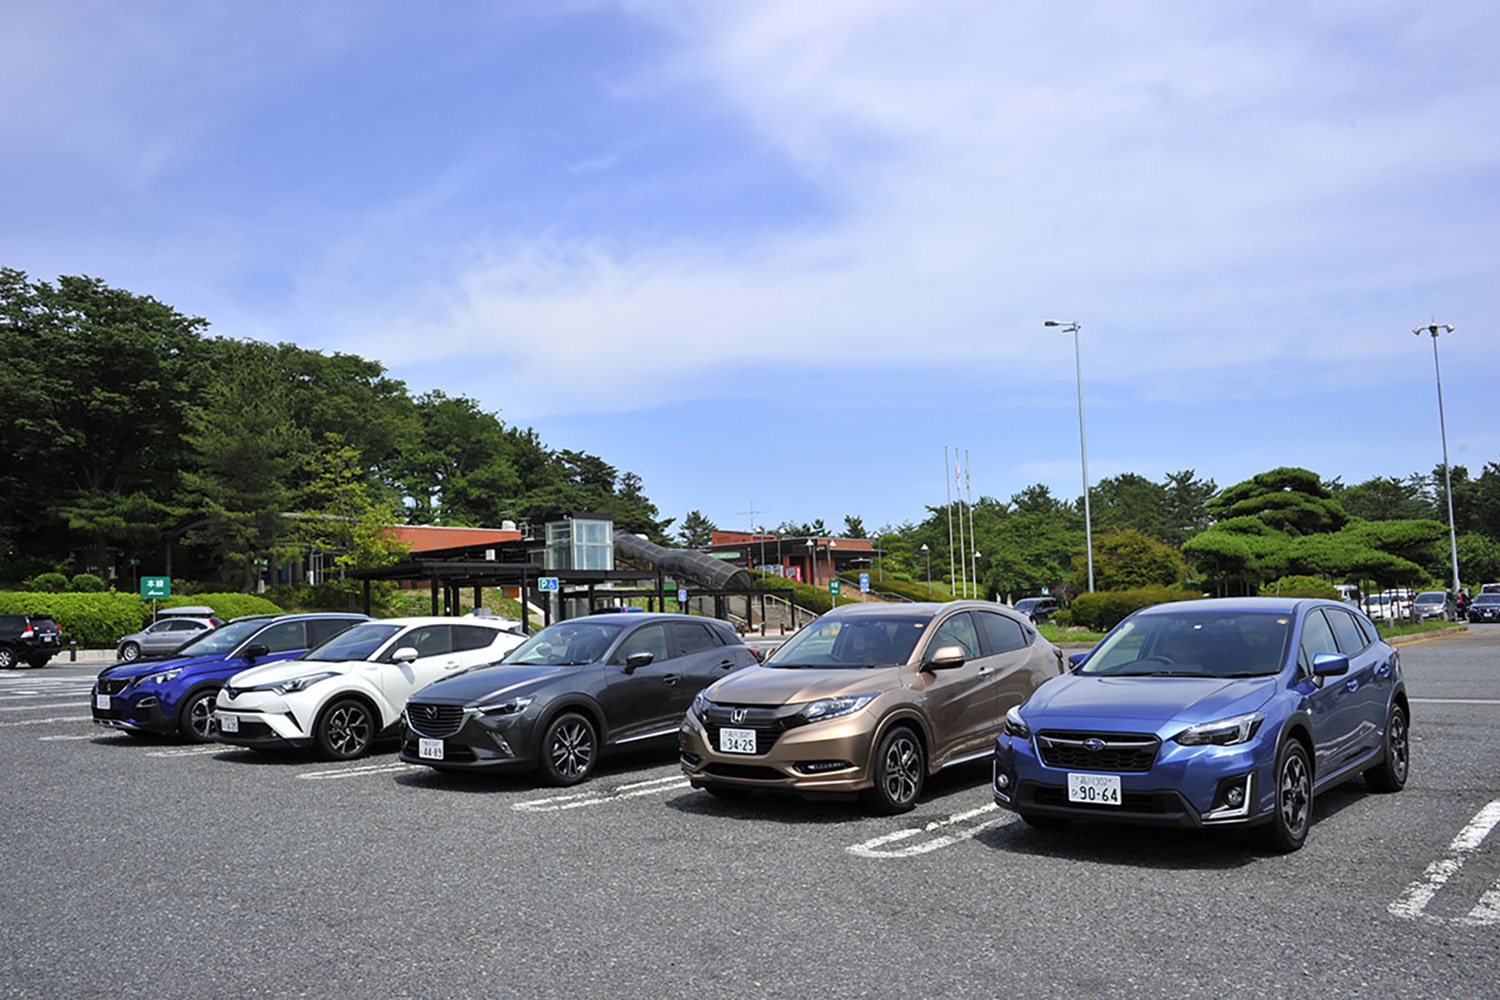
<box><xmin>147</xmin><ymin>668</ymin><xmax>183</xmax><ymax>685</ymax></box>
<box><xmin>1003</xmin><ymin>705</ymin><xmax>1031</xmax><ymax>739</ymax></box>
<box><xmin>799</xmin><ymin>694</ymin><xmax>875</xmax><ymax>723</ymax></box>
<box><xmin>1174</xmin><ymin>712</ymin><xmax>1265</xmax><ymax>747</ymax></box>
<box><xmin>474</xmin><ymin>696</ymin><xmax>533</xmax><ymax>716</ymax></box>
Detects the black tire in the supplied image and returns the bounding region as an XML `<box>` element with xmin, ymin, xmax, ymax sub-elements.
<box><xmin>0</xmin><ymin>645</ymin><xmax>16</xmax><ymax>669</ymax></box>
<box><xmin>315</xmin><ymin>698</ymin><xmax>376</xmax><ymax>761</ymax></box>
<box><xmin>1265</xmin><ymin>739</ymin><xmax>1313</xmax><ymax>853</ymax></box>
<box><xmin>27</xmin><ymin>655</ymin><xmax>52</xmax><ymax>669</ymax></box>
<box><xmin>862</xmin><ymin>726</ymin><xmax>925</xmax><ymax>815</ymax></box>
<box><xmin>177</xmin><ymin>688</ymin><xmax>220</xmax><ymax>743</ymax></box>
<box><xmin>1365</xmin><ymin>703</ymin><xmax>1410</xmax><ymax>793</ymax></box>
<box><xmin>1020</xmin><ymin>813</ymin><xmax>1072</xmax><ymax>830</ymax></box>
<box><xmin>537</xmin><ymin>712</ymin><xmax>597</xmax><ymax>786</ymax></box>
<box><xmin>120</xmin><ymin>642</ymin><xmax>141</xmax><ymax>662</ymax></box>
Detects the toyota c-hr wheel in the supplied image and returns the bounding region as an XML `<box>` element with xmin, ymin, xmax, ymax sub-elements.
<box><xmin>316</xmin><ymin>698</ymin><xmax>375</xmax><ymax>760</ymax></box>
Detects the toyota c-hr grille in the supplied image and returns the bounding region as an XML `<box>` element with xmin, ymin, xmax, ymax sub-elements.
<box><xmin>1035</xmin><ymin>731</ymin><xmax>1160</xmax><ymax>772</ymax></box>
<box><xmin>405</xmin><ymin>703</ymin><xmax>466</xmax><ymax>739</ymax></box>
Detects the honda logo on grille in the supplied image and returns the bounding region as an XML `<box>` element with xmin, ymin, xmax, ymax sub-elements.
<box><xmin>730</xmin><ymin>708</ymin><xmax>748</xmax><ymax>725</ymax></box>
<box><xmin>1083</xmin><ymin>738</ymin><xmax>1106</xmax><ymax>752</ymax></box>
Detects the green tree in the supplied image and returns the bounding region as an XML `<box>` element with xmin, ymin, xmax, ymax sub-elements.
<box><xmin>1091</xmin><ymin>474</ymin><xmax>1171</xmax><ymax>541</ymax></box>
<box><xmin>1161</xmin><ymin>469</ymin><xmax>1218</xmax><ymax>546</ymax></box>
<box><xmin>842</xmin><ymin>515</ymin><xmax>867</xmax><ymax>539</ymax></box>
<box><xmin>678</xmin><ymin>510</ymin><xmax>717</xmax><ymax>548</ymax></box>
<box><xmin>1070</xmin><ymin>529</ymin><xmax>1186</xmax><ymax>591</ymax></box>
<box><xmin>294</xmin><ymin>433</ymin><xmax>409</xmax><ymax>577</ymax></box>
<box><xmin>1208</xmin><ymin>467</ymin><xmax>1346</xmax><ymax>535</ymax></box>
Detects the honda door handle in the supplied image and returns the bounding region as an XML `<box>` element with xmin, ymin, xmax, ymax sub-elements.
<box><xmin>977</xmin><ymin>667</ymin><xmax>995</xmax><ymax>677</ymax></box>
<box><xmin>661</xmin><ymin>673</ymin><xmax>679</xmax><ymax>686</ymax></box>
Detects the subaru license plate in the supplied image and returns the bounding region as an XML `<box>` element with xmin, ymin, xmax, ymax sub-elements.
<box><xmin>1067</xmin><ymin>772</ymin><xmax>1121</xmax><ymax>806</ymax></box>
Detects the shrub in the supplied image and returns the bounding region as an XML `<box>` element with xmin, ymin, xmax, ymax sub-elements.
<box><xmin>69</xmin><ymin>573</ymin><xmax>107</xmax><ymax>592</ymax></box>
<box><xmin>0</xmin><ymin>591</ymin><xmax>147</xmax><ymax>647</ymax></box>
<box><xmin>1067</xmin><ymin>586</ymin><xmax>1205</xmax><ymax>631</ymax></box>
<box><xmin>1258</xmin><ymin>576</ymin><xmax>1338</xmax><ymax>600</ymax></box>
<box><xmin>164</xmin><ymin>593</ymin><xmax>282</xmax><ymax>621</ymax></box>
<box><xmin>28</xmin><ymin>573</ymin><xmax>69</xmax><ymax>593</ymax></box>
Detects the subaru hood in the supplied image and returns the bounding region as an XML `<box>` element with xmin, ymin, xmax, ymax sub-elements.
<box><xmin>1022</xmin><ymin>673</ymin><xmax>1276</xmax><ymax>732</ymax></box>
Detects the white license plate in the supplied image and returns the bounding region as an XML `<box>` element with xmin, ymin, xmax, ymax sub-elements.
<box><xmin>219</xmin><ymin>714</ymin><xmax>239</xmax><ymax>734</ymax></box>
<box><xmin>1067</xmin><ymin>772</ymin><xmax>1122</xmax><ymax>806</ymax></box>
<box><xmin>95</xmin><ymin>694</ymin><xmax>110</xmax><ymax>711</ymax></box>
<box><xmin>419</xmin><ymin>738</ymin><xmax>445</xmax><ymax>760</ymax></box>
<box><xmin>718</xmin><ymin>727</ymin><xmax>758</xmax><ymax>755</ymax></box>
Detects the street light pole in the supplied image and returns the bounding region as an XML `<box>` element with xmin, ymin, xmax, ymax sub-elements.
<box><xmin>1045</xmin><ymin>320</ymin><xmax>1094</xmax><ymax>592</ymax></box>
<box><xmin>1414</xmin><ymin>323</ymin><xmax>1462</xmax><ymax>597</ymax></box>
<box><xmin>920</xmin><ymin>543</ymin><xmax>931</xmax><ymax>598</ymax></box>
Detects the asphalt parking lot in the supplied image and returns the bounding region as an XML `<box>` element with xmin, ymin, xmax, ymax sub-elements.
<box><xmin>2</xmin><ymin>629</ymin><xmax>1498</xmax><ymax>998</ymax></box>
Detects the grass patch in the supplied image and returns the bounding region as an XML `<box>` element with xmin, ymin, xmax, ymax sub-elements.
<box><xmin>1379</xmin><ymin>620</ymin><xmax>1465</xmax><ymax>639</ymax></box>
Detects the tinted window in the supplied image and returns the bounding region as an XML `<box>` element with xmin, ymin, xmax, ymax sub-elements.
<box><xmin>976</xmin><ymin>611</ymin><xmax>1028</xmax><ymax>654</ymax></box>
<box><xmin>928</xmin><ymin>612</ymin><xmax>981</xmax><ymax>659</ymax></box>
<box><xmin>503</xmin><ymin>622</ymin><xmax>623</xmax><ymax>666</ymax></box>
<box><xmin>671</xmin><ymin>622</ymin><xmax>719</xmax><ymax>655</ymax></box>
<box><xmin>1325</xmin><ymin>609</ymin><xmax>1368</xmax><ymax>654</ymax></box>
<box><xmin>307</xmin><ymin>618</ymin><xmax>361</xmax><ymax>646</ymax></box>
<box><xmin>395</xmin><ymin>625</ymin><xmax>454</xmax><ymax>658</ymax></box>
<box><xmin>1298</xmin><ymin>610</ymin><xmax>1339</xmax><ymax>676</ymax></box>
<box><xmin>254</xmin><ymin>621</ymin><xmax>308</xmax><ymax>654</ymax></box>
<box><xmin>615</xmin><ymin>624</ymin><xmax>670</xmax><ymax>664</ymax></box>
<box><xmin>308</xmin><ymin>623</ymin><xmax>404</xmax><ymax>662</ymax></box>
<box><xmin>453</xmin><ymin>624</ymin><xmax>504</xmax><ymax>652</ymax></box>
<box><xmin>1083</xmin><ymin>611</ymin><xmax>1293</xmax><ymax>678</ymax></box>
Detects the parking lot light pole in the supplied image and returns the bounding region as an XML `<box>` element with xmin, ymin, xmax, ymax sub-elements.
<box><xmin>1045</xmin><ymin>320</ymin><xmax>1094</xmax><ymax>592</ymax></box>
<box><xmin>920</xmin><ymin>543</ymin><xmax>931</xmax><ymax>597</ymax></box>
<box><xmin>1414</xmin><ymin>323</ymin><xmax>1462</xmax><ymax>596</ymax></box>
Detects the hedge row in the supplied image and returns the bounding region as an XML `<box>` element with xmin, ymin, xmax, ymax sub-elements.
<box><xmin>0</xmin><ymin>591</ymin><xmax>282</xmax><ymax>648</ymax></box>
<box><xmin>1065</xmin><ymin>586</ymin><xmax>1206</xmax><ymax>631</ymax></box>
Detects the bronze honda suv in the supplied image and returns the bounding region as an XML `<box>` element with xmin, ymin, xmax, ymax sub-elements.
<box><xmin>680</xmin><ymin>601</ymin><xmax>1064</xmax><ymax>813</ymax></box>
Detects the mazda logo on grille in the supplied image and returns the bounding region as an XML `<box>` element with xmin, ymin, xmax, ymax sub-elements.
<box><xmin>730</xmin><ymin>708</ymin><xmax>748</xmax><ymax>725</ymax></box>
<box><xmin>423</xmin><ymin>705</ymin><xmax>438</xmax><ymax>721</ymax></box>
<box><xmin>1083</xmin><ymin>738</ymin><xmax>1106</xmax><ymax>752</ymax></box>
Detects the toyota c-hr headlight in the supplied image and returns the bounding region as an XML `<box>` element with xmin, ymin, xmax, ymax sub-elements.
<box><xmin>242</xmin><ymin>671</ymin><xmax>339</xmax><ymax>696</ymax></box>
<box><xmin>1003</xmin><ymin>705</ymin><xmax>1031</xmax><ymax>739</ymax></box>
<box><xmin>1174</xmin><ymin>712</ymin><xmax>1265</xmax><ymax>746</ymax></box>
<box><xmin>799</xmin><ymin>694</ymin><xmax>875</xmax><ymax>722</ymax></box>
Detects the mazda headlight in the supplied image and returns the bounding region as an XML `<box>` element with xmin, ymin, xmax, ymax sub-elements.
<box><xmin>1174</xmin><ymin>712</ymin><xmax>1264</xmax><ymax>746</ymax></box>
<box><xmin>799</xmin><ymin>694</ymin><xmax>875</xmax><ymax>722</ymax></box>
<box><xmin>1003</xmin><ymin>705</ymin><xmax>1031</xmax><ymax>739</ymax></box>
<box><xmin>474</xmin><ymin>696</ymin><xmax>533</xmax><ymax>716</ymax></box>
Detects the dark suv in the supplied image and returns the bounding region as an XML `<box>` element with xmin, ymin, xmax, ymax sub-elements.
<box><xmin>0</xmin><ymin>613</ymin><xmax>64</xmax><ymax>669</ymax></box>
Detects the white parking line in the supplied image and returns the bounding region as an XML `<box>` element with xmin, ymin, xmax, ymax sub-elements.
<box><xmin>847</xmin><ymin>803</ymin><xmax>1015</xmax><ymax>858</ymax></box>
<box><xmin>0</xmin><ymin>702</ymin><xmax>86</xmax><ymax>712</ymax></box>
<box><xmin>37</xmin><ymin>734</ymin><xmax>99</xmax><ymax>741</ymax></box>
<box><xmin>1410</xmin><ymin>698</ymin><xmax>1500</xmax><ymax>706</ymax></box>
<box><xmin>0</xmin><ymin>716</ymin><xmax>92</xmax><ymax>727</ymax></box>
<box><xmin>299</xmin><ymin>762</ymin><xmax>423</xmax><ymax>780</ymax></box>
<box><xmin>514</xmin><ymin>775</ymin><xmax>691</xmax><ymax>812</ymax></box>
<box><xmin>1389</xmin><ymin>799</ymin><xmax>1500</xmax><ymax>927</ymax></box>
<box><xmin>146</xmin><ymin>746</ymin><xmax>228</xmax><ymax>757</ymax></box>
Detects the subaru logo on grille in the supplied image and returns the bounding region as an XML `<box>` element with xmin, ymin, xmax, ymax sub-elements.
<box><xmin>730</xmin><ymin>708</ymin><xmax>748</xmax><ymax>725</ymax></box>
<box><xmin>1083</xmin><ymin>738</ymin><xmax>1106</xmax><ymax>752</ymax></box>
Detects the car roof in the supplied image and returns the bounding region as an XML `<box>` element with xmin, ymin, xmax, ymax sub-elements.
<box><xmin>229</xmin><ymin>612</ymin><xmax>370</xmax><ymax>624</ymax></box>
<box><xmin>1131</xmin><ymin>596</ymin><xmax>1337</xmax><ymax>616</ymax></box>
<box><xmin>356</xmin><ymin>616</ymin><xmax>515</xmax><ymax>628</ymax></box>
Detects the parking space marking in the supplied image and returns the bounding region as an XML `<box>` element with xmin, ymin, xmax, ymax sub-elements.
<box><xmin>1389</xmin><ymin>799</ymin><xmax>1500</xmax><ymax>927</ymax></box>
<box><xmin>1410</xmin><ymin>698</ymin><xmax>1500</xmax><ymax>706</ymax></box>
<box><xmin>847</xmin><ymin>803</ymin><xmax>1015</xmax><ymax>858</ymax></box>
<box><xmin>145</xmin><ymin>746</ymin><xmax>229</xmax><ymax>757</ymax></box>
<box><xmin>513</xmin><ymin>775</ymin><xmax>691</xmax><ymax>812</ymax></box>
<box><xmin>0</xmin><ymin>716</ymin><xmax>92</xmax><ymax>727</ymax></box>
<box><xmin>0</xmin><ymin>701</ymin><xmax>86</xmax><ymax>712</ymax></box>
<box><xmin>299</xmin><ymin>762</ymin><xmax>423</xmax><ymax>780</ymax></box>
<box><xmin>37</xmin><ymin>734</ymin><xmax>99</xmax><ymax>741</ymax></box>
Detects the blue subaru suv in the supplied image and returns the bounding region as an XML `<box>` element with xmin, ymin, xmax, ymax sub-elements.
<box><xmin>994</xmin><ymin>597</ymin><xmax>1408</xmax><ymax>852</ymax></box>
<box><xmin>91</xmin><ymin>612</ymin><xmax>369</xmax><ymax>741</ymax></box>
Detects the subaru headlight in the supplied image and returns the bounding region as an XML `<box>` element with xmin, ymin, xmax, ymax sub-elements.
<box><xmin>799</xmin><ymin>694</ymin><xmax>875</xmax><ymax>723</ymax></box>
<box><xmin>1003</xmin><ymin>705</ymin><xmax>1031</xmax><ymax>739</ymax></box>
<box><xmin>474</xmin><ymin>696</ymin><xmax>533</xmax><ymax>716</ymax></box>
<box><xmin>1174</xmin><ymin>712</ymin><xmax>1265</xmax><ymax>747</ymax></box>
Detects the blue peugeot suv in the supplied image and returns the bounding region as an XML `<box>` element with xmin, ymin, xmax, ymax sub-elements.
<box><xmin>91</xmin><ymin>612</ymin><xmax>369</xmax><ymax>741</ymax></box>
<box><xmin>994</xmin><ymin>597</ymin><xmax>1408</xmax><ymax>852</ymax></box>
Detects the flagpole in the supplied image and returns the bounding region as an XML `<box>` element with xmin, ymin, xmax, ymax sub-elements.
<box><xmin>944</xmin><ymin>446</ymin><xmax>955</xmax><ymax>598</ymax></box>
<box><xmin>966</xmin><ymin>450</ymin><xmax>978</xmax><ymax>599</ymax></box>
<box><xmin>954</xmin><ymin>448</ymin><xmax>967</xmax><ymax>599</ymax></box>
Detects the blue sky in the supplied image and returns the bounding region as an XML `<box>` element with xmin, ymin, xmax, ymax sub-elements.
<box><xmin>5</xmin><ymin>1</ymin><xmax>1497</xmax><ymax>535</ymax></box>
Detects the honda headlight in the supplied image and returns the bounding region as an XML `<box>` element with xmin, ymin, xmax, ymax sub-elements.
<box><xmin>692</xmin><ymin>691</ymin><xmax>713</xmax><ymax>719</ymax></box>
<box><xmin>1174</xmin><ymin>712</ymin><xmax>1265</xmax><ymax>747</ymax></box>
<box><xmin>799</xmin><ymin>694</ymin><xmax>875</xmax><ymax>722</ymax></box>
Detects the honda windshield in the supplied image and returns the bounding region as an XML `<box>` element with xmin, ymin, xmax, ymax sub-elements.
<box><xmin>764</xmin><ymin>616</ymin><xmax>927</xmax><ymax>669</ymax></box>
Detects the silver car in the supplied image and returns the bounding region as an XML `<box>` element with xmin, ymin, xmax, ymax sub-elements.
<box><xmin>116</xmin><ymin>607</ymin><xmax>223</xmax><ymax>661</ymax></box>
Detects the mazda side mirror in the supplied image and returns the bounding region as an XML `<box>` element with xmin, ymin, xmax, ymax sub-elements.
<box><xmin>623</xmin><ymin>650</ymin><xmax>654</xmax><ymax>674</ymax></box>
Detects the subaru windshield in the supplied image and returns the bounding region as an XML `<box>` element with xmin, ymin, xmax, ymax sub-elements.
<box><xmin>1079</xmin><ymin>611</ymin><xmax>1293</xmax><ymax>678</ymax></box>
<box><xmin>764</xmin><ymin>616</ymin><xmax>927</xmax><ymax>669</ymax></box>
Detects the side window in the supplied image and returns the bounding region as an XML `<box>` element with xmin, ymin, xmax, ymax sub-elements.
<box><xmin>670</xmin><ymin>622</ymin><xmax>718</xmax><ymax>655</ymax></box>
<box><xmin>253</xmin><ymin>621</ymin><xmax>308</xmax><ymax>654</ymax></box>
<box><xmin>1297</xmin><ymin>610</ymin><xmax>1339</xmax><ymax>678</ymax></box>
<box><xmin>614</xmin><ymin>624</ymin><xmax>670</xmax><ymax>665</ymax></box>
<box><xmin>307</xmin><ymin>618</ymin><xmax>360</xmax><ymax>647</ymax></box>
<box><xmin>453</xmin><ymin>625</ymin><xmax>504</xmax><ymax>652</ymax></box>
<box><xmin>928</xmin><ymin>612</ymin><xmax>981</xmax><ymax>660</ymax></box>
<box><xmin>400</xmin><ymin>625</ymin><xmax>455</xmax><ymax>658</ymax></box>
<box><xmin>975</xmin><ymin>611</ymin><xmax>1027</xmax><ymax>654</ymax></box>
<box><xmin>1325</xmin><ymin>609</ymin><xmax>1367</xmax><ymax>655</ymax></box>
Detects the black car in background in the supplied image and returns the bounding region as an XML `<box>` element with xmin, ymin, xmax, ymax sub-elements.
<box><xmin>400</xmin><ymin>613</ymin><xmax>759</xmax><ymax>785</ymax></box>
<box><xmin>1012</xmin><ymin>597</ymin><xmax>1060</xmax><ymax>624</ymax></box>
<box><xmin>1467</xmin><ymin>594</ymin><xmax>1500</xmax><ymax>623</ymax></box>
<box><xmin>0</xmin><ymin>613</ymin><xmax>63</xmax><ymax>668</ymax></box>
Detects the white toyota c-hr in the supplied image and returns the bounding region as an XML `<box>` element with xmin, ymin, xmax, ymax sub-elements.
<box><xmin>213</xmin><ymin>617</ymin><xmax>526</xmax><ymax>759</ymax></box>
